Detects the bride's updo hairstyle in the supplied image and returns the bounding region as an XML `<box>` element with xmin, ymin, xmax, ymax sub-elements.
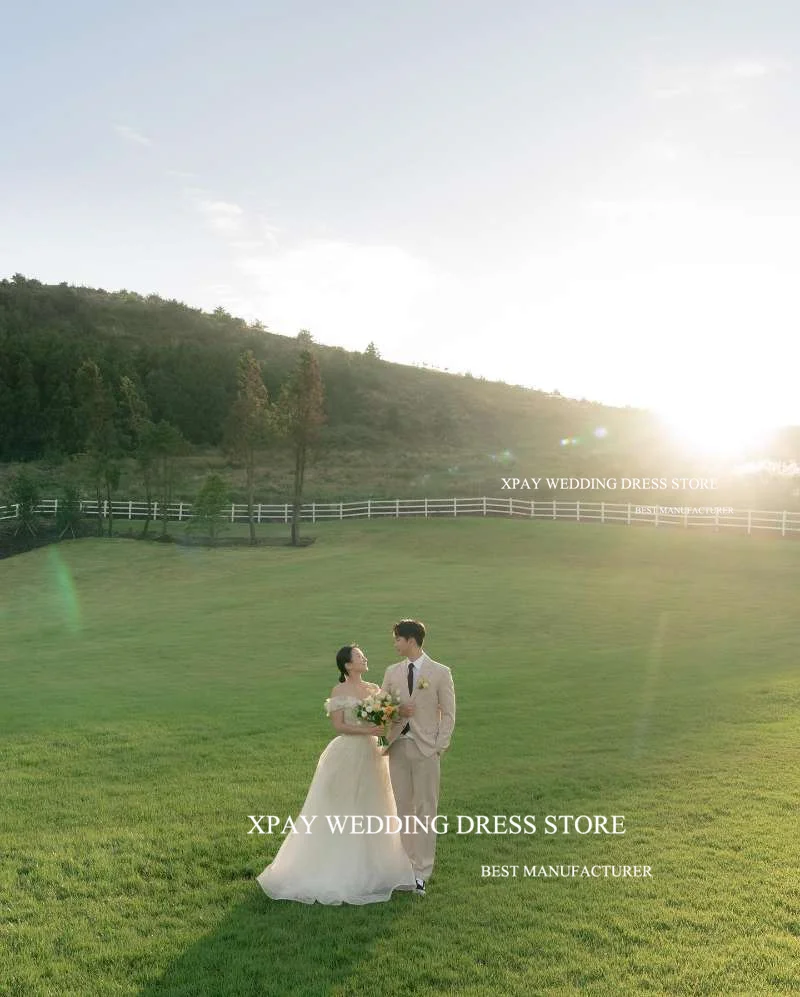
<box><xmin>335</xmin><ymin>645</ymin><xmax>358</xmax><ymax>683</ymax></box>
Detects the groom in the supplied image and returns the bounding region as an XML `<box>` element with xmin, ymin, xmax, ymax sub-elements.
<box><xmin>381</xmin><ymin>619</ymin><xmax>456</xmax><ymax>896</ymax></box>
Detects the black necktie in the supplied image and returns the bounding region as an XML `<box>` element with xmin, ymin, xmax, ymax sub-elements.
<box><xmin>401</xmin><ymin>661</ymin><xmax>414</xmax><ymax>735</ymax></box>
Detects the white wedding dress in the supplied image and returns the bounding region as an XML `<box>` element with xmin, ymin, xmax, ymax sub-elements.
<box><xmin>257</xmin><ymin>694</ymin><xmax>416</xmax><ymax>904</ymax></box>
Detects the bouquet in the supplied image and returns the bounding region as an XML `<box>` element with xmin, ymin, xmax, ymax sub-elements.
<box><xmin>355</xmin><ymin>691</ymin><xmax>401</xmax><ymax>747</ymax></box>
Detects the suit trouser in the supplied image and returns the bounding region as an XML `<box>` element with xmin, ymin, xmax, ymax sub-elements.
<box><xmin>388</xmin><ymin>737</ymin><xmax>441</xmax><ymax>881</ymax></box>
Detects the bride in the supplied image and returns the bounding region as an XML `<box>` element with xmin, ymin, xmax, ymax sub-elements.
<box><xmin>256</xmin><ymin>644</ymin><xmax>417</xmax><ymax>904</ymax></box>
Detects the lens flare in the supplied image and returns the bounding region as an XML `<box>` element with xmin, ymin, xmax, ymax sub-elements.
<box><xmin>47</xmin><ymin>547</ymin><xmax>82</xmax><ymax>634</ymax></box>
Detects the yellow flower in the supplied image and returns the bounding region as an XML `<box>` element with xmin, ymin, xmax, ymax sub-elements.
<box><xmin>419</xmin><ymin>678</ymin><xmax>430</xmax><ymax>689</ymax></box>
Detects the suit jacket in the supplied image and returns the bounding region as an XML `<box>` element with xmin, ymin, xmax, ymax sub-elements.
<box><xmin>381</xmin><ymin>655</ymin><xmax>456</xmax><ymax>758</ymax></box>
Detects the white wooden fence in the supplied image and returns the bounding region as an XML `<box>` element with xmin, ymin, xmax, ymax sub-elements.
<box><xmin>0</xmin><ymin>497</ymin><xmax>799</xmax><ymax>537</ymax></box>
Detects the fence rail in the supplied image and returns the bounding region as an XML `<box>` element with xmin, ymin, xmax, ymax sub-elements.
<box><xmin>1</xmin><ymin>497</ymin><xmax>799</xmax><ymax>537</ymax></box>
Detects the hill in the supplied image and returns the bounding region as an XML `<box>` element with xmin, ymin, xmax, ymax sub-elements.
<box><xmin>1</xmin><ymin>273</ymin><xmax>798</xmax><ymax>506</ymax></box>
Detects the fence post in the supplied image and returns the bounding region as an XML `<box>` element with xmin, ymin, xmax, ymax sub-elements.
<box><xmin>396</xmin><ymin>499</ymin><xmax>399</xmax><ymax>518</ymax></box>
<box><xmin>454</xmin><ymin>498</ymin><xmax>457</xmax><ymax>517</ymax></box>
<box><xmin>230</xmin><ymin>503</ymin><xmax>235</xmax><ymax>523</ymax></box>
<box><xmin>54</xmin><ymin>498</ymin><xmax>58</xmax><ymax>518</ymax></box>
<box><xmin>508</xmin><ymin>497</ymin><xmax>512</xmax><ymax>517</ymax></box>
<box><xmin>285</xmin><ymin>504</ymin><xmax>289</xmax><ymax>524</ymax></box>
<box><xmin>552</xmin><ymin>500</ymin><xmax>556</xmax><ymax>520</ymax></box>
<box><xmin>340</xmin><ymin>502</ymin><xmax>343</xmax><ymax>520</ymax></box>
<box><xmin>425</xmin><ymin>498</ymin><xmax>428</xmax><ymax>518</ymax></box>
<box><xmin>627</xmin><ymin>503</ymin><xmax>631</xmax><ymax>525</ymax></box>
<box><xmin>483</xmin><ymin>496</ymin><xmax>487</xmax><ymax>516</ymax></box>
<box><xmin>601</xmin><ymin>502</ymin><xmax>605</xmax><ymax>524</ymax></box>
<box><xmin>103</xmin><ymin>499</ymin><xmax>108</xmax><ymax>518</ymax></box>
<box><xmin>257</xmin><ymin>504</ymin><xmax>262</xmax><ymax>524</ymax></box>
<box><xmin>782</xmin><ymin>510</ymin><xmax>787</xmax><ymax>536</ymax></box>
<box><xmin>747</xmin><ymin>509</ymin><xmax>752</xmax><ymax>535</ymax></box>
<box><xmin>530</xmin><ymin>500</ymin><xmax>534</xmax><ymax>517</ymax></box>
<box><xmin>367</xmin><ymin>500</ymin><xmax>371</xmax><ymax>520</ymax></box>
<box><xmin>312</xmin><ymin>502</ymin><xmax>316</xmax><ymax>524</ymax></box>
<box><xmin>178</xmin><ymin>502</ymin><xmax>184</xmax><ymax>522</ymax></box>
<box><xmin>153</xmin><ymin>502</ymin><xmax>158</xmax><ymax>521</ymax></box>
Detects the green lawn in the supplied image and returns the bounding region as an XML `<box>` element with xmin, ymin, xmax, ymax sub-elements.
<box><xmin>1</xmin><ymin>519</ymin><xmax>799</xmax><ymax>996</ymax></box>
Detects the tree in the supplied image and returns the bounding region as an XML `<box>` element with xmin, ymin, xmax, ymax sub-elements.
<box><xmin>189</xmin><ymin>473</ymin><xmax>229</xmax><ymax>543</ymax></box>
<box><xmin>13</xmin><ymin>355</ymin><xmax>41</xmax><ymax>458</ymax></box>
<box><xmin>120</xmin><ymin>375</ymin><xmax>157</xmax><ymax>535</ymax></box>
<box><xmin>276</xmin><ymin>349</ymin><xmax>326</xmax><ymax>546</ymax></box>
<box><xmin>224</xmin><ymin>350</ymin><xmax>275</xmax><ymax>544</ymax></box>
<box><xmin>296</xmin><ymin>329</ymin><xmax>314</xmax><ymax>346</ymax></box>
<box><xmin>364</xmin><ymin>341</ymin><xmax>381</xmax><ymax>360</ymax></box>
<box><xmin>76</xmin><ymin>360</ymin><xmax>121</xmax><ymax>536</ymax></box>
<box><xmin>4</xmin><ymin>467</ymin><xmax>41</xmax><ymax>536</ymax></box>
<box><xmin>149</xmin><ymin>421</ymin><xmax>188</xmax><ymax>537</ymax></box>
<box><xmin>56</xmin><ymin>482</ymin><xmax>84</xmax><ymax>539</ymax></box>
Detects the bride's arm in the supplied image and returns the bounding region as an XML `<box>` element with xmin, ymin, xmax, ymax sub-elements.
<box><xmin>329</xmin><ymin>708</ymin><xmax>384</xmax><ymax>736</ymax></box>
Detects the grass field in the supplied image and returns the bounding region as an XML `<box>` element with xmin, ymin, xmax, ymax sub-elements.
<box><xmin>1</xmin><ymin>518</ymin><xmax>799</xmax><ymax>996</ymax></box>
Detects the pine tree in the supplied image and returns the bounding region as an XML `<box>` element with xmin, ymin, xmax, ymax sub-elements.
<box><xmin>276</xmin><ymin>350</ymin><xmax>325</xmax><ymax>546</ymax></box>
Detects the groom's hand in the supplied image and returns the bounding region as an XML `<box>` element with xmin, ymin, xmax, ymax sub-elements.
<box><xmin>399</xmin><ymin>704</ymin><xmax>415</xmax><ymax>718</ymax></box>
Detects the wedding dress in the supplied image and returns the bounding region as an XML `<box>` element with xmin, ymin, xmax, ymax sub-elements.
<box><xmin>257</xmin><ymin>694</ymin><xmax>416</xmax><ymax>904</ymax></box>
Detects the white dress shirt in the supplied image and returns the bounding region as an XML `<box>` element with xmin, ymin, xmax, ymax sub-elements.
<box><xmin>401</xmin><ymin>652</ymin><xmax>427</xmax><ymax>739</ymax></box>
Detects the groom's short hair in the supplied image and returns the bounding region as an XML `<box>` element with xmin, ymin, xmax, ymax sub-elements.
<box><xmin>393</xmin><ymin>619</ymin><xmax>426</xmax><ymax>645</ymax></box>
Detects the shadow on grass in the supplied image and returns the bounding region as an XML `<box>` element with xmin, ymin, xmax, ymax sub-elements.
<box><xmin>137</xmin><ymin>884</ymin><xmax>415</xmax><ymax>997</ymax></box>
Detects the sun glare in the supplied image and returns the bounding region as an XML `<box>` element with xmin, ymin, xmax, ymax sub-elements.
<box><xmin>655</xmin><ymin>404</ymin><xmax>775</xmax><ymax>459</ymax></box>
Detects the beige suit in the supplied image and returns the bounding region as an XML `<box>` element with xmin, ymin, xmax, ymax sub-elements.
<box><xmin>381</xmin><ymin>654</ymin><xmax>456</xmax><ymax>881</ymax></box>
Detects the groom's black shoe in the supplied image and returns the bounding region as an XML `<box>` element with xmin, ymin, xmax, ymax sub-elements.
<box><xmin>415</xmin><ymin>879</ymin><xmax>426</xmax><ymax>896</ymax></box>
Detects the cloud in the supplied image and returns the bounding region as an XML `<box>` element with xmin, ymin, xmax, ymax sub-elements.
<box><xmin>639</xmin><ymin>137</ymin><xmax>681</xmax><ymax>162</ymax></box>
<box><xmin>236</xmin><ymin>240</ymin><xmax>439</xmax><ymax>344</ymax></box>
<box><xmin>198</xmin><ymin>199</ymin><xmax>245</xmax><ymax>236</ymax></box>
<box><xmin>725</xmin><ymin>58</ymin><xmax>787</xmax><ymax>80</ymax></box>
<box><xmin>647</xmin><ymin>56</ymin><xmax>789</xmax><ymax>102</ymax></box>
<box><xmin>183</xmin><ymin>188</ymin><xmax>281</xmax><ymax>250</ymax></box>
<box><xmin>113</xmin><ymin>124</ymin><xmax>152</xmax><ymax>146</ymax></box>
<box><xmin>652</xmin><ymin>84</ymin><xmax>692</xmax><ymax>100</ymax></box>
<box><xmin>173</xmin><ymin>207</ymin><xmax>800</xmax><ymax>424</ymax></box>
<box><xmin>183</xmin><ymin>188</ymin><xmax>246</xmax><ymax>236</ymax></box>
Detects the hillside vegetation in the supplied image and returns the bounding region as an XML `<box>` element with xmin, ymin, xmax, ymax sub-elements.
<box><xmin>1</xmin><ymin>273</ymin><xmax>798</xmax><ymax>506</ymax></box>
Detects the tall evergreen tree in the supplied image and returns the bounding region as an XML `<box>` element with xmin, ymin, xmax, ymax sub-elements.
<box><xmin>224</xmin><ymin>350</ymin><xmax>275</xmax><ymax>544</ymax></box>
<box><xmin>149</xmin><ymin>421</ymin><xmax>187</xmax><ymax>537</ymax></box>
<box><xmin>120</xmin><ymin>374</ymin><xmax>157</xmax><ymax>535</ymax></box>
<box><xmin>277</xmin><ymin>349</ymin><xmax>326</xmax><ymax>546</ymax></box>
<box><xmin>76</xmin><ymin>359</ymin><xmax>121</xmax><ymax>536</ymax></box>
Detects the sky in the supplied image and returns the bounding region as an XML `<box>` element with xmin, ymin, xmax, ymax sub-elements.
<box><xmin>3</xmin><ymin>0</ymin><xmax>800</xmax><ymax>452</ymax></box>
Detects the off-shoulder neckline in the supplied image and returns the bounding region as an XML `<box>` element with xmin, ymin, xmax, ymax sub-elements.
<box><xmin>329</xmin><ymin>683</ymin><xmax>379</xmax><ymax>696</ymax></box>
